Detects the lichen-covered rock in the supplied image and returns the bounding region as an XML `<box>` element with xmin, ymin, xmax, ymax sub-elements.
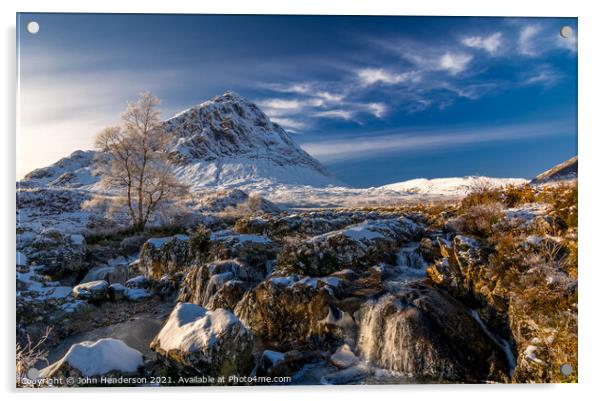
<box><xmin>138</xmin><ymin>235</ymin><xmax>190</xmax><ymax>280</ymax></box>
<box><xmin>277</xmin><ymin>218</ymin><xmax>423</xmax><ymax>276</ymax></box>
<box><xmin>150</xmin><ymin>303</ymin><xmax>255</xmax><ymax>377</ymax></box>
<box><xmin>40</xmin><ymin>338</ymin><xmax>143</xmax><ymax>384</ymax></box>
<box><xmin>355</xmin><ymin>282</ymin><xmax>510</xmax><ymax>382</ymax></box>
<box><xmin>234</xmin><ymin>277</ymin><xmax>347</xmax><ymax>347</ymax></box>
<box><xmin>26</xmin><ymin>230</ymin><xmax>86</xmax><ymax>278</ymax></box>
<box><xmin>209</xmin><ymin>230</ymin><xmax>278</xmax><ymax>269</ymax></box>
<box><xmin>427</xmin><ymin>235</ymin><xmax>485</xmax><ymax>300</ymax></box>
<box><xmin>72</xmin><ymin>280</ymin><xmax>109</xmax><ymax>302</ymax></box>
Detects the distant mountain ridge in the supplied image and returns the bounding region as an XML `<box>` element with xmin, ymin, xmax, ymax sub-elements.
<box><xmin>531</xmin><ymin>156</ymin><xmax>578</xmax><ymax>184</ymax></box>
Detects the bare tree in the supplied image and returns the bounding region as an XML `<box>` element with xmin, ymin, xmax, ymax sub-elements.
<box><xmin>94</xmin><ymin>92</ymin><xmax>188</xmax><ymax>231</ymax></box>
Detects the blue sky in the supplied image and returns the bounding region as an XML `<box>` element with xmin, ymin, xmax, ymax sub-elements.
<box><xmin>17</xmin><ymin>14</ymin><xmax>577</xmax><ymax>186</ymax></box>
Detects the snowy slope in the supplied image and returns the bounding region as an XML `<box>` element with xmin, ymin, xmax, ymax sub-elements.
<box><xmin>379</xmin><ymin>176</ymin><xmax>528</xmax><ymax>196</ymax></box>
<box><xmin>164</xmin><ymin>91</ymin><xmax>339</xmax><ymax>190</ymax></box>
<box><xmin>531</xmin><ymin>156</ymin><xmax>577</xmax><ymax>184</ymax></box>
<box><xmin>19</xmin><ymin>92</ymin><xmax>340</xmax><ymax>192</ymax></box>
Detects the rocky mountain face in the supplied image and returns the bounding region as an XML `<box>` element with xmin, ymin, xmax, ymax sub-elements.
<box><xmin>19</xmin><ymin>91</ymin><xmax>339</xmax><ymax>192</ymax></box>
<box><xmin>531</xmin><ymin>156</ymin><xmax>578</xmax><ymax>184</ymax></box>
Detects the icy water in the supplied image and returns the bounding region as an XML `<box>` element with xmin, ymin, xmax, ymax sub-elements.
<box><xmin>46</xmin><ymin>303</ymin><xmax>173</xmax><ymax>365</ymax></box>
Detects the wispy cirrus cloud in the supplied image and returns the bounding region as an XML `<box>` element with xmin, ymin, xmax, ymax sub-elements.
<box><xmin>357</xmin><ymin>68</ymin><xmax>421</xmax><ymax>86</ymax></box>
<box><xmin>301</xmin><ymin>120</ymin><xmax>574</xmax><ymax>162</ymax></box>
<box><xmin>518</xmin><ymin>24</ymin><xmax>543</xmax><ymax>56</ymax></box>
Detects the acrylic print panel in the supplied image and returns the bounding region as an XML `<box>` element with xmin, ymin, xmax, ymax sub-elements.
<box><xmin>16</xmin><ymin>13</ymin><xmax>577</xmax><ymax>387</ymax></box>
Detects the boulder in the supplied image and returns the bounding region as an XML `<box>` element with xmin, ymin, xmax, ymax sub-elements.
<box><xmin>178</xmin><ymin>259</ymin><xmax>262</xmax><ymax>309</ymax></box>
<box><xmin>138</xmin><ymin>235</ymin><xmax>190</xmax><ymax>280</ymax></box>
<box><xmin>108</xmin><ymin>283</ymin><xmax>127</xmax><ymax>301</ymax></box>
<box><xmin>355</xmin><ymin>282</ymin><xmax>509</xmax><ymax>382</ymax></box>
<box><xmin>150</xmin><ymin>303</ymin><xmax>255</xmax><ymax>377</ymax></box>
<box><xmin>256</xmin><ymin>349</ymin><xmax>322</xmax><ymax>378</ymax></box>
<box><xmin>72</xmin><ymin>280</ymin><xmax>109</xmax><ymax>302</ymax></box>
<box><xmin>40</xmin><ymin>338</ymin><xmax>143</xmax><ymax>384</ymax></box>
<box><xmin>234</xmin><ymin>277</ymin><xmax>344</xmax><ymax>347</ymax></box>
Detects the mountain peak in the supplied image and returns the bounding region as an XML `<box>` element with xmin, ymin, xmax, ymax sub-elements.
<box><xmin>21</xmin><ymin>91</ymin><xmax>340</xmax><ymax>191</ymax></box>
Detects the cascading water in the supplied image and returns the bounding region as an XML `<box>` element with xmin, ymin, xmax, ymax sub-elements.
<box><xmin>356</xmin><ymin>295</ymin><xmax>431</xmax><ymax>374</ymax></box>
<box><xmin>384</xmin><ymin>242</ymin><xmax>429</xmax><ymax>293</ymax></box>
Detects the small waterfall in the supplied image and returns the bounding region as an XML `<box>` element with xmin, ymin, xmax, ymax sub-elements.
<box><xmin>396</xmin><ymin>243</ymin><xmax>428</xmax><ymax>271</ymax></box>
<box><xmin>384</xmin><ymin>242</ymin><xmax>428</xmax><ymax>293</ymax></box>
<box><xmin>356</xmin><ymin>295</ymin><xmax>420</xmax><ymax>373</ymax></box>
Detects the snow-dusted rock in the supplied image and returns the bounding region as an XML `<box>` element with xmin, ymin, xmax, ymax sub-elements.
<box><xmin>40</xmin><ymin>338</ymin><xmax>143</xmax><ymax>382</ymax></box>
<box><xmin>26</xmin><ymin>230</ymin><xmax>86</xmax><ymax>278</ymax></box>
<box><xmin>72</xmin><ymin>280</ymin><xmax>109</xmax><ymax>302</ymax></box>
<box><xmin>139</xmin><ymin>234</ymin><xmax>190</xmax><ymax>279</ymax></box>
<box><xmin>278</xmin><ymin>217</ymin><xmax>423</xmax><ymax>276</ymax></box>
<box><xmin>150</xmin><ymin>303</ymin><xmax>255</xmax><ymax>377</ymax></box>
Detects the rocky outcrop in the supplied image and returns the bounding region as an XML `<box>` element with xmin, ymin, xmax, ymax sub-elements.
<box><xmin>138</xmin><ymin>235</ymin><xmax>190</xmax><ymax>280</ymax></box>
<box><xmin>26</xmin><ymin>230</ymin><xmax>86</xmax><ymax>279</ymax></box>
<box><xmin>355</xmin><ymin>282</ymin><xmax>509</xmax><ymax>382</ymax></box>
<box><xmin>177</xmin><ymin>259</ymin><xmax>263</xmax><ymax>309</ymax></box>
<box><xmin>150</xmin><ymin>303</ymin><xmax>255</xmax><ymax>377</ymax></box>
<box><xmin>278</xmin><ymin>218</ymin><xmax>423</xmax><ymax>276</ymax></box>
<box><xmin>234</xmin><ymin>277</ymin><xmax>350</xmax><ymax>348</ymax></box>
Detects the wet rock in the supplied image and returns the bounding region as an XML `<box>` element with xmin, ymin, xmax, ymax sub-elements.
<box><xmin>256</xmin><ymin>349</ymin><xmax>322</xmax><ymax>378</ymax></box>
<box><xmin>355</xmin><ymin>282</ymin><xmax>509</xmax><ymax>382</ymax></box>
<box><xmin>178</xmin><ymin>259</ymin><xmax>264</xmax><ymax>309</ymax></box>
<box><xmin>150</xmin><ymin>303</ymin><xmax>255</xmax><ymax>377</ymax></box>
<box><xmin>125</xmin><ymin>275</ymin><xmax>150</xmax><ymax>289</ymax></box>
<box><xmin>108</xmin><ymin>283</ymin><xmax>127</xmax><ymax>301</ymax></box>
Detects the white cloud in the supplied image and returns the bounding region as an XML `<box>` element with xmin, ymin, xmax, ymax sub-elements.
<box><xmin>518</xmin><ymin>24</ymin><xmax>542</xmax><ymax>56</ymax></box>
<box><xmin>461</xmin><ymin>32</ymin><xmax>503</xmax><ymax>54</ymax></box>
<box><xmin>439</xmin><ymin>52</ymin><xmax>473</xmax><ymax>75</ymax></box>
<box><xmin>522</xmin><ymin>67</ymin><xmax>561</xmax><ymax>87</ymax></box>
<box><xmin>357</xmin><ymin>68</ymin><xmax>420</xmax><ymax>86</ymax></box>
<box><xmin>301</xmin><ymin>120</ymin><xmax>574</xmax><ymax>162</ymax></box>
<box><xmin>367</xmin><ymin>103</ymin><xmax>387</xmax><ymax>118</ymax></box>
<box><xmin>270</xmin><ymin>117</ymin><xmax>308</xmax><ymax>131</ymax></box>
<box><xmin>313</xmin><ymin>110</ymin><xmax>354</xmax><ymax>120</ymax></box>
<box><xmin>257</xmin><ymin>98</ymin><xmax>304</xmax><ymax>111</ymax></box>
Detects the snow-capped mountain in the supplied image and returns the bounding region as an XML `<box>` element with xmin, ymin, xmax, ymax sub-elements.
<box><xmin>20</xmin><ymin>91</ymin><xmax>340</xmax><ymax>191</ymax></box>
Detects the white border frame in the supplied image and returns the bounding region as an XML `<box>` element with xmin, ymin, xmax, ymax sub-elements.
<box><xmin>2</xmin><ymin>1</ymin><xmax>600</xmax><ymax>400</ymax></box>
